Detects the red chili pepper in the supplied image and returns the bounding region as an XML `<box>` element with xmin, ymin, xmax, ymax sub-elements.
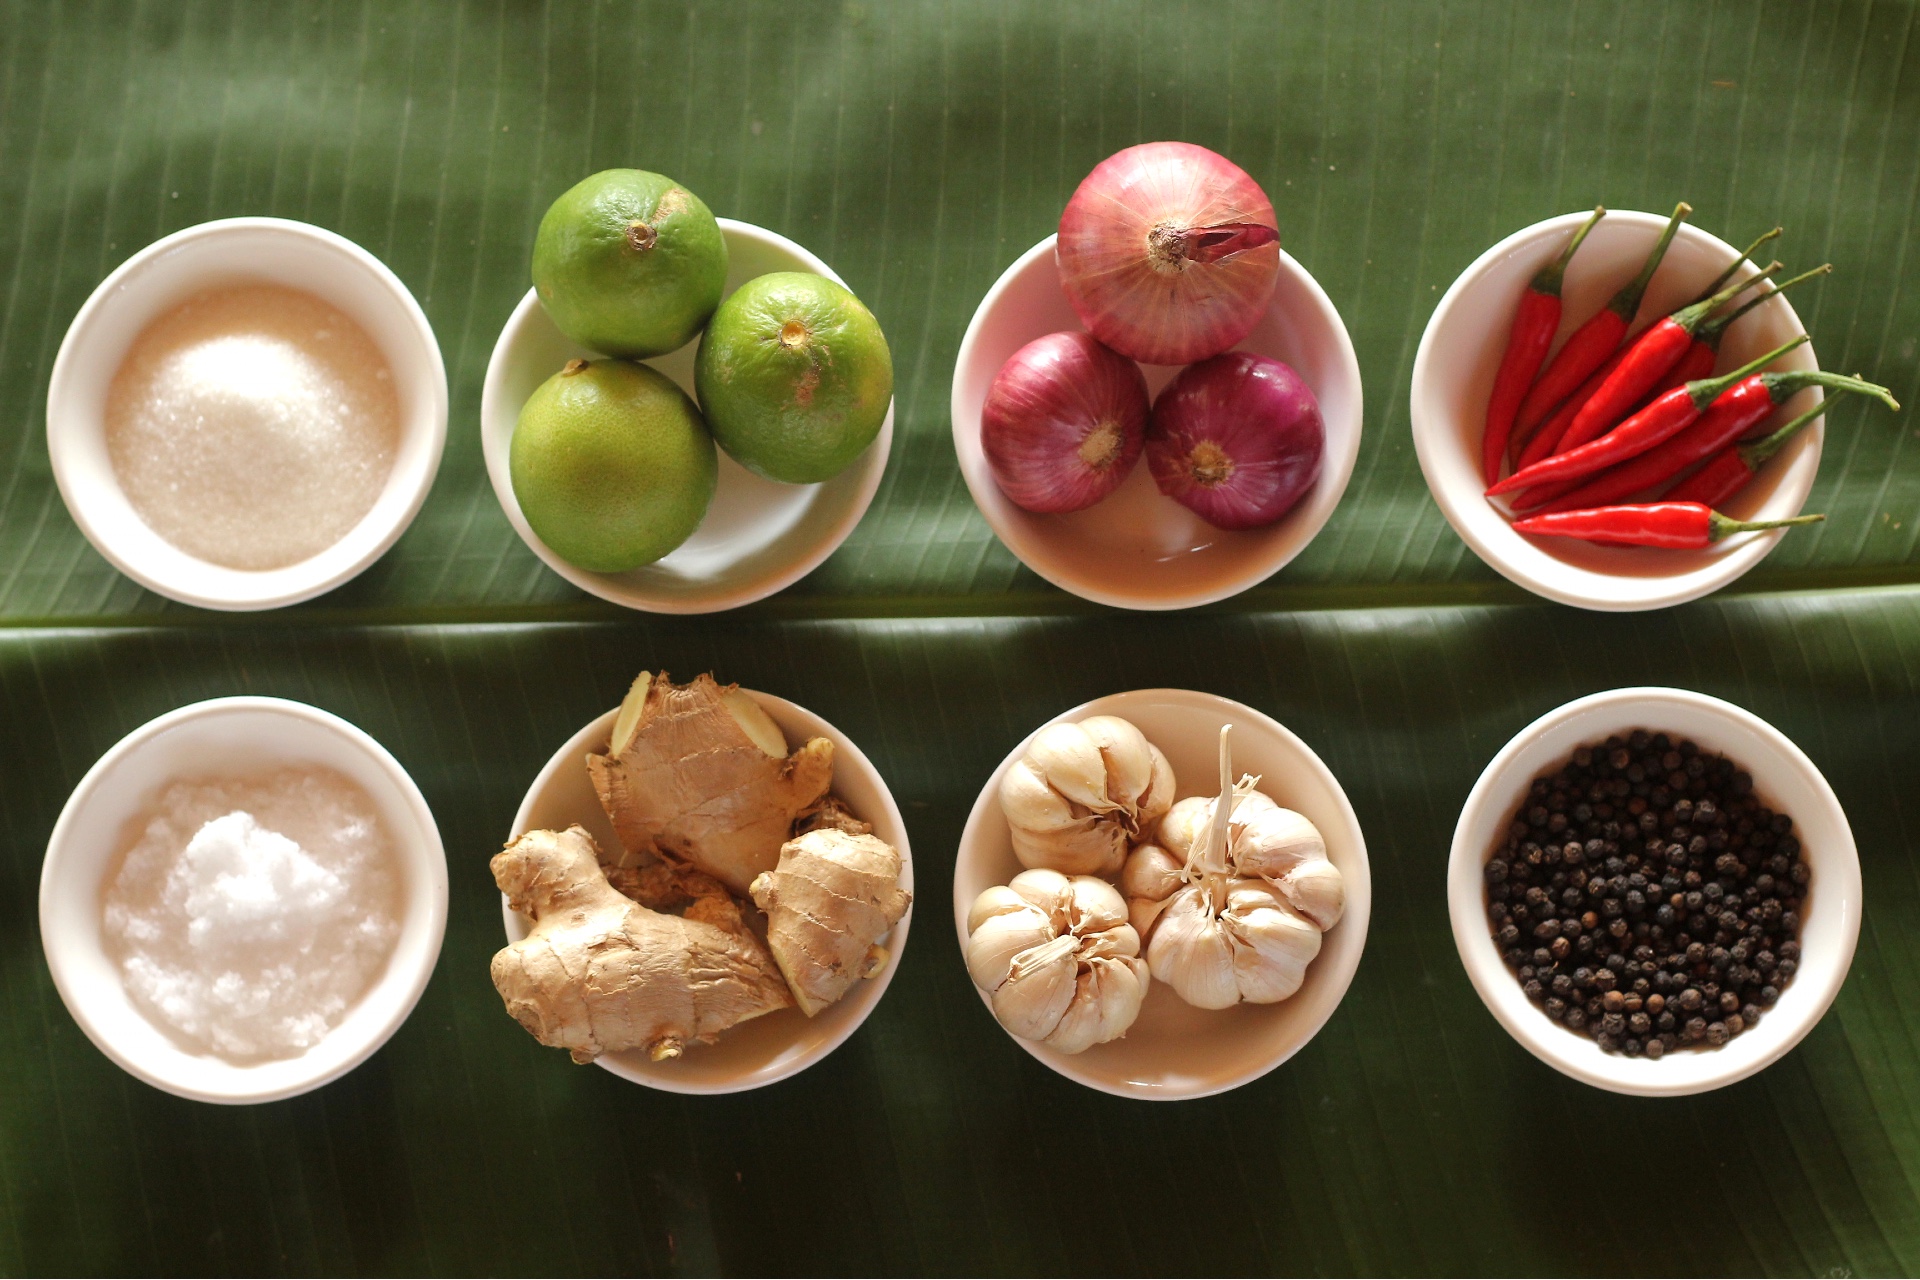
<box><xmin>1521</xmin><ymin>363</ymin><xmax>1894</xmax><ymax>515</ymax></box>
<box><xmin>1574</xmin><ymin>261</ymin><xmax>1831</xmax><ymax>450</ymax></box>
<box><xmin>1554</xmin><ymin>264</ymin><xmax>1782</xmax><ymax>454</ymax></box>
<box><xmin>1512</xmin><ymin>202</ymin><xmax>1691</xmax><ymax>434</ymax></box>
<box><xmin>1486</xmin><ymin>337</ymin><xmax>1811</xmax><ymax>496</ymax></box>
<box><xmin>1483</xmin><ymin>208</ymin><xmax>1604</xmax><ymax>483</ymax></box>
<box><xmin>1509</xmin><ymin>227</ymin><xmax>1779</xmax><ymax>468</ymax></box>
<box><xmin>1513</xmin><ymin>347</ymin><xmax>1629</xmax><ymax>470</ymax></box>
<box><xmin>1512</xmin><ymin>502</ymin><xmax>1824</xmax><ymax>549</ymax></box>
<box><xmin>1665</xmin><ymin>401</ymin><xmax>1831</xmax><ymax>507</ymax></box>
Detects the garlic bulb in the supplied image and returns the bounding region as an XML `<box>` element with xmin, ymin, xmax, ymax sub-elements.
<box><xmin>999</xmin><ymin>715</ymin><xmax>1175</xmax><ymax>876</ymax></box>
<box><xmin>1121</xmin><ymin>726</ymin><xmax>1344</xmax><ymax>1009</ymax></box>
<box><xmin>965</xmin><ymin>868</ymin><xmax>1149</xmax><ymax>1053</ymax></box>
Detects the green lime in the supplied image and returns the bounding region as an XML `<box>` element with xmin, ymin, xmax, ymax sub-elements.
<box><xmin>532</xmin><ymin>169</ymin><xmax>728</xmax><ymax>358</ymax></box>
<box><xmin>694</xmin><ymin>272</ymin><xmax>893</xmax><ymax>484</ymax></box>
<box><xmin>510</xmin><ymin>359</ymin><xmax>717</xmax><ymax>572</ymax></box>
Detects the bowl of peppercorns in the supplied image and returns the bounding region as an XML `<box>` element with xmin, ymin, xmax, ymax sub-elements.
<box><xmin>1449</xmin><ymin>686</ymin><xmax>1860</xmax><ymax>1096</ymax></box>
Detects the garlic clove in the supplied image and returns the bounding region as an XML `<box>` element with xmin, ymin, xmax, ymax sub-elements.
<box><xmin>1273</xmin><ymin>858</ymin><xmax>1346</xmax><ymax>931</ymax></box>
<box><xmin>1157</xmin><ymin>796</ymin><xmax>1212</xmax><ymax>861</ymax></box>
<box><xmin>1024</xmin><ymin>723</ymin><xmax>1117</xmax><ymax>812</ymax></box>
<box><xmin>965</xmin><ymin>903</ymin><xmax>1056</xmax><ymax>989</ymax></box>
<box><xmin>1042</xmin><ymin>955</ymin><xmax>1148</xmax><ymax>1053</ymax></box>
<box><xmin>1076</xmin><ymin>921</ymin><xmax>1142</xmax><ymax>961</ymax></box>
<box><xmin>967</xmin><ymin>884</ymin><xmax>1035</xmax><ymax>934</ymax></box>
<box><xmin>1119</xmin><ymin>842</ymin><xmax>1184</xmax><ymax>903</ymax></box>
<box><xmin>1000</xmin><ymin>758</ymin><xmax>1080</xmax><ymax>833</ymax></box>
<box><xmin>1222</xmin><ymin>884</ymin><xmax>1322</xmax><ymax>1003</ymax></box>
<box><xmin>1231</xmin><ymin>804</ymin><xmax>1328</xmax><ymax>880</ymax></box>
<box><xmin>990</xmin><ymin>933</ymin><xmax>1079</xmax><ymax>1040</ymax></box>
<box><xmin>1120</xmin><ymin>843</ymin><xmax>1184</xmax><ymax>944</ymax></box>
<box><xmin>1139</xmin><ymin>744</ymin><xmax>1177</xmax><ymax>830</ymax></box>
<box><xmin>1228</xmin><ymin>784</ymin><xmax>1279</xmax><ymax>824</ymax></box>
<box><xmin>1147</xmin><ymin>887</ymin><xmax>1242</xmax><ymax>1010</ymax></box>
<box><xmin>1007</xmin><ymin>867</ymin><xmax>1074</xmax><ymax>917</ymax></box>
<box><xmin>1078</xmin><ymin>715</ymin><xmax>1154</xmax><ymax>811</ymax></box>
<box><xmin>1010</xmin><ymin>819</ymin><xmax>1126</xmax><ymax>877</ymax></box>
<box><xmin>1063</xmin><ymin>875</ymin><xmax>1129</xmax><ymax>934</ymax></box>
<box><xmin>1127</xmin><ymin>895</ymin><xmax>1172</xmax><ymax>942</ymax></box>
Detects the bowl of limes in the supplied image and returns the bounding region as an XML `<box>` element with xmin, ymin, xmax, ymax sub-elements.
<box><xmin>481</xmin><ymin>170</ymin><xmax>896</xmax><ymax>614</ymax></box>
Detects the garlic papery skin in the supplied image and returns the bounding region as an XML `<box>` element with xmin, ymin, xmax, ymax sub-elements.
<box><xmin>966</xmin><ymin>869</ymin><xmax>1148</xmax><ymax>1053</ymax></box>
<box><xmin>999</xmin><ymin>716</ymin><xmax>1176</xmax><ymax>876</ymax></box>
<box><xmin>1156</xmin><ymin>775</ymin><xmax>1344</xmax><ymax>930</ymax></box>
<box><xmin>1124</xmin><ymin>725</ymin><xmax>1343</xmax><ymax>1009</ymax></box>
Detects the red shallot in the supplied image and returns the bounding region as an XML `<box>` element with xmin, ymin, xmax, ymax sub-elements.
<box><xmin>1057</xmin><ymin>142</ymin><xmax>1280</xmax><ymax>366</ymax></box>
<box><xmin>1146</xmin><ymin>352</ymin><xmax>1324</xmax><ymax>530</ymax></box>
<box><xmin>980</xmin><ymin>331</ymin><xmax>1149</xmax><ymax>513</ymax></box>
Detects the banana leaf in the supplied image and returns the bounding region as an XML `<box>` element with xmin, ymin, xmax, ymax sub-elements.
<box><xmin>0</xmin><ymin>0</ymin><xmax>1915</xmax><ymax>1274</ymax></box>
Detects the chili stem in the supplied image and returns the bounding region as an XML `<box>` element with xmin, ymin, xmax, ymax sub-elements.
<box><xmin>1669</xmin><ymin>262</ymin><xmax>1782</xmax><ymax>336</ymax></box>
<box><xmin>1696</xmin><ymin>227</ymin><xmax>1782</xmax><ymax>302</ymax></box>
<box><xmin>1534</xmin><ymin>206</ymin><xmax>1605</xmax><ymax>294</ymax></box>
<box><xmin>1709</xmin><ymin>512</ymin><xmax>1824</xmax><ymax>540</ymax></box>
<box><xmin>1697</xmin><ymin>263</ymin><xmax>1831</xmax><ymax>343</ymax></box>
<box><xmin>1609</xmin><ymin>202</ymin><xmax>1691</xmax><ymax>320</ymax></box>
<box><xmin>1741</xmin><ymin>401</ymin><xmax>1831</xmax><ymax>467</ymax></box>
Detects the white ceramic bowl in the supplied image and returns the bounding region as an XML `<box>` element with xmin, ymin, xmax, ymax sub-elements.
<box><xmin>47</xmin><ymin>218</ymin><xmax>449</xmax><ymax>611</ymax></box>
<box><xmin>1412</xmin><ymin>210</ymin><xmax>1821</xmax><ymax>611</ymax></box>
<box><xmin>951</xmin><ymin>236</ymin><xmax>1363</xmax><ymax>611</ymax></box>
<box><xmin>40</xmin><ymin>697</ymin><xmax>449</xmax><ymax>1104</ymax></box>
<box><xmin>953</xmin><ymin>688</ymin><xmax>1371</xmax><ymax>1099</ymax></box>
<box><xmin>1448</xmin><ymin>687</ymin><xmax>1860</xmax><ymax>1096</ymax></box>
<box><xmin>502</xmin><ymin>689</ymin><xmax>912</xmax><ymax>1093</ymax></box>
<box><xmin>481</xmin><ymin>220</ymin><xmax>893</xmax><ymax>614</ymax></box>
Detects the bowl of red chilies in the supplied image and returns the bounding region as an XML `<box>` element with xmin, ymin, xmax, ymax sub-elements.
<box><xmin>1412</xmin><ymin>206</ymin><xmax>1898</xmax><ymax>611</ymax></box>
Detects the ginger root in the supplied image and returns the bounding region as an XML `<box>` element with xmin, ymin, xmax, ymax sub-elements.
<box><xmin>589</xmin><ymin>672</ymin><xmax>835</xmax><ymax>896</ymax></box>
<box><xmin>490</xmin><ymin>826</ymin><xmax>791</xmax><ymax>1063</ymax></box>
<box><xmin>750</xmin><ymin>828</ymin><xmax>911</xmax><ymax>1017</ymax></box>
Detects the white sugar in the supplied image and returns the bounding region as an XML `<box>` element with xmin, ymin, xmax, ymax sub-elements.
<box><xmin>103</xmin><ymin>767</ymin><xmax>403</xmax><ymax>1061</ymax></box>
<box><xmin>105</xmin><ymin>282</ymin><xmax>399</xmax><ymax>571</ymax></box>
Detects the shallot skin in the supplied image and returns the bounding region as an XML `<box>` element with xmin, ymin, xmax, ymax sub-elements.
<box><xmin>1057</xmin><ymin>142</ymin><xmax>1280</xmax><ymax>367</ymax></box>
<box><xmin>981</xmin><ymin>331</ymin><xmax>1149</xmax><ymax>514</ymax></box>
<box><xmin>1147</xmin><ymin>352</ymin><xmax>1324</xmax><ymax>531</ymax></box>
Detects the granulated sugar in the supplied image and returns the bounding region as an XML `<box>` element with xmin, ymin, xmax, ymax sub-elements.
<box><xmin>102</xmin><ymin>766</ymin><xmax>403</xmax><ymax>1061</ymax></box>
<box><xmin>105</xmin><ymin>282</ymin><xmax>399</xmax><ymax>571</ymax></box>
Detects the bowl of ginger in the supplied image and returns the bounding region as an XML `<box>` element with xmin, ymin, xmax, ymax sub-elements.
<box><xmin>496</xmin><ymin>670</ymin><xmax>914</xmax><ymax>1093</ymax></box>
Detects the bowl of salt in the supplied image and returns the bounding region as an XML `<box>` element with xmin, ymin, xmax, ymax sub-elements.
<box><xmin>40</xmin><ymin>696</ymin><xmax>448</xmax><ymax>1104</ymax></box>
<box><xmin>46</xmin><ymin>217</ymin><xmax>448</xmax><ymax>611</ymax></box>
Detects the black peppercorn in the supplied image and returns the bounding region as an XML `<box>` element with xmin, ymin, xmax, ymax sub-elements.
<box><xmin>1486</xmin><ymin>733</ymin><xmax>1802</xmax><ymax>1058</ymax></box>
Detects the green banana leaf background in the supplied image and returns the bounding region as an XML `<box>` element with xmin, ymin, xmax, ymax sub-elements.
<box><xmin>1</xmin><ymin>0</ymin><xmax>1917</xmax><ymax>1273</ymax></box>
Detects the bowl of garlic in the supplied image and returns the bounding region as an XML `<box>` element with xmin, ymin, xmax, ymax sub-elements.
<box><xmin>952</xmin><ymin>688</ymin><xmax>1371</xmax><ymax>1099</ymax></box>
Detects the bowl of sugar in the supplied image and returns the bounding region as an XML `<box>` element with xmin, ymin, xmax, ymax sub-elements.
<box><xmin>47</xmin><ymin>218</ymin><xmax>448</xmax><ymax>611</ymax></box>
<box><xmin>41</xmin><ymin>696</ymin><xmax>448</xmax><ymax>1104</ymax></box>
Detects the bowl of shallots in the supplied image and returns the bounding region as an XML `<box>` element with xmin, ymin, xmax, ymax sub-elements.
<box><xmin>951</xmin><ymin>143</ymin><xmax>1363</xmax><ymax>611</ymax></box>
<box><xmin>951</xmin><ymin>687</ymin><xmax>1371</xmax><ymax>1100</ymax></box>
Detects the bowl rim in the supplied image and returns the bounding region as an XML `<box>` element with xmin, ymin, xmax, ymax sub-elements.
<box><xmin>1446</xmin><ymin>685</ymin><xmax>1861</xmax><ymax>1096</ymax></box>
<box><xmin>949</xmin><ymin>233</ymin><xmax>1364</xmax><ymax>611</ymax></box>
<box><xmin>39</xmin><ymin>695</ymin><xmax>450</xmax><ymax>1104</ymax></box>
<box><xmin>479</xmin><ymin>218</ymin><xmax>893</xmax><ymax>615</ymax></box>
<box><xmin>1410</xmin><ymin>209</ymin><xmax>1820</xmax><ymax>612</ymax></box>
<box><xmin>951</xmin><ymin>686</ymin><xmax>1372</xmax><ymax>1099</ymax></box>
<box><xmin>502</xmin><ymin>688</ymin><xmax>913</xmax><ymax>1094</ymax></box>
<box><xmin>45</xmin><ymin>216</ymin><xmax>449</xmax><ymax>612</ymax></box>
